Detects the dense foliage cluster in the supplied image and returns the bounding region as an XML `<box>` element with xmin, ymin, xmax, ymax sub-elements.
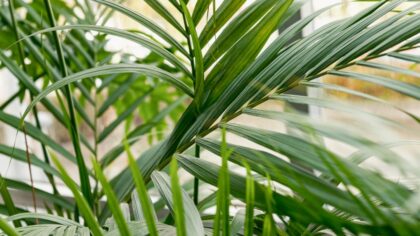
<box><xmin>0</xmin><ymin>0</ymin><xmax>419</xmax><ymax>235</ymax></box>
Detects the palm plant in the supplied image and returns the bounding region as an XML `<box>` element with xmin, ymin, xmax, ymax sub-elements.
<box><xmin>0</xmin><ymin>0</ymin><xmax>419</xmax><ymax>235</ymax></box>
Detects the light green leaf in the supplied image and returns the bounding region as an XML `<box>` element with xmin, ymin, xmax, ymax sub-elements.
<box><xmin>125</xmin><ymin>140</ymin><xmax>158</xmax><ymax>236</ymax></box>
<box><xmin>92</xmin><ymin>159</ymin><xmax>130</xmax><ymax>236</ymax></box>
<box><xmin>151</xmin><ymin>170</ymin><xmax>205</xmax><ymax>236</ymax></box>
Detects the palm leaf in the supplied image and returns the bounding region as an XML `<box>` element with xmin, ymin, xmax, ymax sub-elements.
<box><xmin>151</xmin><ymin>170</ymin><xmax>205</xmax><ymax>236</ymax></box>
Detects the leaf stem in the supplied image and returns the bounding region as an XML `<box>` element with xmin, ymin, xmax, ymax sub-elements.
<box><xmin>22</xmin><ymin>125</ymin><xmax>38</xmax><ymax>222</ymax></box>
<box><xmin>180</xmin><ymin>2</ymin><xmax>197</xmax><ymax>81</ymax></box>
<box><xmin>43</xmin><ymin>0</ymin><xmax>93</xmax><ymax>207</ymax></box>
<box><xmin>193</xmin><ymin>144</ymin><xmax>200</xmax><ymax>205</ymax></box>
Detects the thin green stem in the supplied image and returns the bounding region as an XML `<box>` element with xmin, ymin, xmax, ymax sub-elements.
<box><xmin>92</xmin><ymin>26</ymin><xmax>100</xmax><ymax>217</ymax></box>
<box><xmin>181</xmin><ymin>0</ymin><xmax>200</xmax><ymax>205</ymax></box>
<box><xmin>180</xmin><ymin>2</ymin><xmax>202</xmax><ymax>205</ymax></box>
<box><xmin>193</xmin><ymin>144</ymin><xmax>200</xmax><ymax>205</ymax></box>
<box><xmin>180</xmin><ymin>6</ymin><xmax>197</xmax><ymax>81</ymax></box>
<box><xmin>22</xmin><ymin>125</ymin><xmax>38</xmax><ymax>222</ymax></box>
<box><xmin>93</xmin><ymin>80</ymin><xmax>100</xmax><ymax>216</ymax></box>
<box><xmin>43</xmin><ymin>0</ymin><xmax>93</xmax><ymax>207</ymax></box>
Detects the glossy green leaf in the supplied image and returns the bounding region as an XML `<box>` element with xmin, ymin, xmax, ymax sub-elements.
<box><xmin>0</xmin><ymin>217</ymin><xmax>19</xmax><ymax>236</ymax></box>
<box><xmin>92</xmin><ymin>159</ymin><xmax>130</xmax><ymax>236</ymax></box>
<box><xmin>151</xmin><ymin>170</ymin><xmax>205</xmax><ymax>236</ymax></box>
<box><xmin>51</xmin><ymin>154</ymin><xmax>103</xmax><ymax>236</ymax></box>
<box><xmin>125</xmin><ymin>140</ymin><xmax>158</xmax><ymax>236</ymax></box>
<box><xmin>199</xmin><ymin>0</ymin><xmax>246</xmax><ymax>47</ymax></box>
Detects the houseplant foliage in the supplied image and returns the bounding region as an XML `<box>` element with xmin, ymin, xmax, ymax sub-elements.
<box><xmin>0</xmin><ymin>0</ymin><xmax>419</xmax><ymax>235</ymax></box>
